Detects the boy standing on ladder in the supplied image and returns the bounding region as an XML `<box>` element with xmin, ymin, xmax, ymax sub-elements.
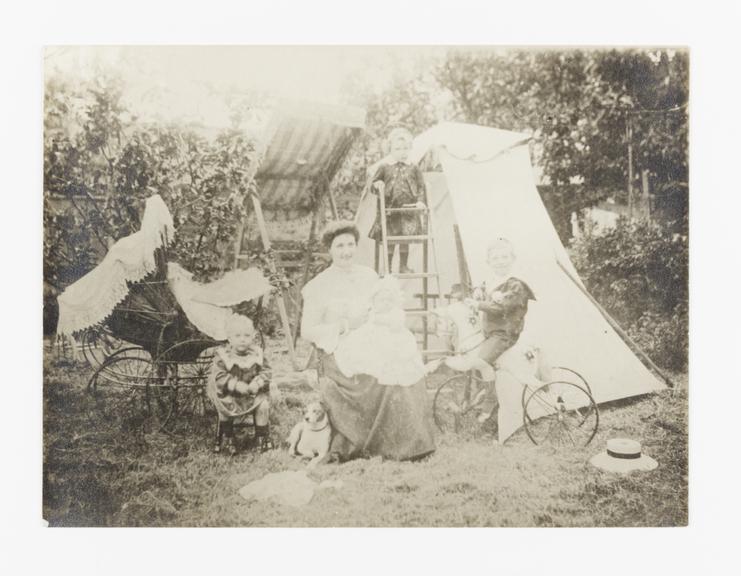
<box><xmin>368</xmin><ymin>126</ymin><xmax>427</xmax><ymax>274</ymax></box>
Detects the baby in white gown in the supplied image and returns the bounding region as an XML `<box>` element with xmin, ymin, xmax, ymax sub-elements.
<box><xmin>335</xmin><ymin>276</ymin><xmax>425</xmax><ymax>386</ymax></box>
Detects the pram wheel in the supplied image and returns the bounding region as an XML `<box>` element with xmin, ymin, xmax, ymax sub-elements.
<box><xmin>154</xmin><ymin>340</ymin><xmax>216</xmax><ymax>434</ymax></box>
<box><xmin>522</xmin><ymin>381</ymin><xmax>599</xmax><ymax>447</ymax></box>
<box><xmin>432</xmin><ymin>372</ymin><xmax>491</xmax><ymax>437</ymax></box>
<box><xmin>81</xmin><ymin>327</ymin><xmax>130</xmax><ymax>368</ymax></box>
<box><xmin>87</xmin><ymin>354</ymin><xmax>173</xmax><ymax>434</ymax></box>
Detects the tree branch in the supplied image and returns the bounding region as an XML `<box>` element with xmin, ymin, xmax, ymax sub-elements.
<box><xmin>67</xmin><ymin>193</ymin><xmax>108</xmax><ymax>250</ymax></box>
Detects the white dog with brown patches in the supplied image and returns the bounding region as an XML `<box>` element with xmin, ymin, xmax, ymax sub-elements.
<box><xmin>287</xmin><ymin>401</ymin><xmax>332</xmax><ymax>467</ymax></box>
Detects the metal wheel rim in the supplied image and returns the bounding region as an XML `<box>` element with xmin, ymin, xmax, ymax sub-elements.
<box><xmin>87</xmin><ymin>355</ymin><xmax>173</xmax><ymax>434</ymax></box>
<box><xmin>550</xmin><ymin>366</ymin><xmax>592</xmax><ymax>396</ymax></box>
<box><xmin>433</xmin><ymin>372</ymin><xmax>489</xmax><ymax>435</ymax></box>
<box><xmin>523</xmin><ymin>380</ymin><xmax>599</xmax><ymax>447</ymax></box>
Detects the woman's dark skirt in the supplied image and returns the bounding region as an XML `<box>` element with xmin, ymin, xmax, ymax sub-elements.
<box><xmin>317</xmin><ymin>353</ymin><xmax>435</xmax><ymax>461</ymax></box>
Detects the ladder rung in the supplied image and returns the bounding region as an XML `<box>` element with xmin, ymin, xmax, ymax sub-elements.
<box><xmin>394</xmin><ymin>272</ymin><xmax>438</xmax><ymax>280</ymax></box>
<box><xmin>387</xmin><ymin>235</ymin><xmax>429</xmax><ymax>243</ymax></box>
<box><xmin>405</xmin><ymin>310</ymin><xmax>435</xmax><ymax>316</ymax></box>
<box><xmin>421</xmin><ymin>349</ymin><xmax>453</xmax><ymax>356</ymax></box>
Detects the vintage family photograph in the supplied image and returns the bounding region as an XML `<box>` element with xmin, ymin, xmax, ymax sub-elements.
<box><xmin>42</xmin><ymin>45</ymin><xmax>688</xmax><ymax>528</ymax></box>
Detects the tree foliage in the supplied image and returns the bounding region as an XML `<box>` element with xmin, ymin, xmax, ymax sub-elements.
<box><xmin>435</xmin><ymin>48</ymin><xmax>688</xmax><ymax>239</ymax></box>
<box><xmin>44</xmin><ymin>76</ymin><xmax>262</xmax><ymax>292</ymax></box>
<box><xmin>571</xmin><ymin>218</ymin><xmax>688</xmax><ymax>370</ymax></box>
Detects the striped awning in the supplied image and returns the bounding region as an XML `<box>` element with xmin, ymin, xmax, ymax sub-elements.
<box><xmin>255</xmin><ymin>100</ymin><xmax>365</xmax><ymax>210</ymax></box>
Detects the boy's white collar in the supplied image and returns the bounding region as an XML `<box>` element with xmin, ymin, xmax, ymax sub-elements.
<box><xmin>218</xmin><ymin>345</ymin><xmax>263</xmax><ymax>370</ymax></box>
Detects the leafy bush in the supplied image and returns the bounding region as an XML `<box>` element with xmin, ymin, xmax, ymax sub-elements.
<box><xmin>44</xmin><ymin>77</ymin><xmax>263</xmax><ymax>285</ymax></box>
<box><xmin>570</xmin><ymin>218</ymin><xmax>688</xmax><ymax>370</ymax></box>
<box><xmin>44</xmin><ymin>76</ymin><xmax>289</xmax><ymax>335</ymax></box>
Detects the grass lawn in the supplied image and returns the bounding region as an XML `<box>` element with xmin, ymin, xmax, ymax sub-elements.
<box><xmin>42</xmin><ymin>340</ymin><xmax>687</xmax><ymax>527</ymax></box>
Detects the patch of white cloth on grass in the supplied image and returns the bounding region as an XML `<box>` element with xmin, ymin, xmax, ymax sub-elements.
<box><xmin>238</xmin><ymin>471</ymin><xmax>343</xmax><ymax>507</ymax></box>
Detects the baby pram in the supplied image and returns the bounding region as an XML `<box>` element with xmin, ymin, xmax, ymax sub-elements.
<box><xmin>56</xmin><ymin>195</ymin><xmax>273</xmax><ymax>433</ymax></box>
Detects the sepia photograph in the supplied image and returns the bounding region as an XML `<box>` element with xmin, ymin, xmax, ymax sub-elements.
<box><xmin>42</xmin><ymin>45</ymin><xmax>688</xmax><ymax>528</ymax></box>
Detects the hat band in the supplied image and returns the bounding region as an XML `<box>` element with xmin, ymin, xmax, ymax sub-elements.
<box><xmin>607</xmin><ymin>448</ymin><xmax>641</xmax><ymax>460</ymax></box>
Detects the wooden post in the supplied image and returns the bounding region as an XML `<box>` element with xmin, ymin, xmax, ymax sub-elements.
<box><xmin>641</xmin><ymin>169</ymin><xmax>651</xmax><ymax>221</ymax></box>
<box><xmin>453</xmin><ymin>224</ymin><xmax>471</xmax><ymax>296</ymax></box>
<box><xmin>424</xmin><ymin>179</ymin><xmax>443</xmax><ymax>299</ymax></box>
<box><xmin>377</xmin><ymin>182</ymin><xmax>390</xmax><ymax>275</ymax></box>
<box><xmin>232</xmin><ymin>110</ymin><xmax>280</xmax><ymax>268</ymax></box>
<box><xmin>626</xmin><ymin>116</ymin><xmax>634</xmax><ymax>220</ymax></box>
<box><xmin>233</xmin><ymin>220</ymin><xmax>245</xmax><ymax>269</ymax></box>
<box><xmin>422</xmin><ymin>215</ymin><xmax>429</xmax><ymax>351</ymax></box>
<box><xmin>250</xmin><ymin>191</ymin><xmax>298</xmax><ymax>368</ymax></box>
<box><xmin>293</xmin><ymin>187</ymin><xmax>322</xmax><ymax>344</ymax></box>
<box><xmin>327</xmin><ymin>183</ymin><xmax>340</xmax><ymax>220</ymax></box>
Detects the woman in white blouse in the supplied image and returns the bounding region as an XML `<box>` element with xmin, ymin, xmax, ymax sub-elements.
<box><xmin>301</xmin><ymin>221</ymin><xmax>435</xmax><ymax>461</ymax></box>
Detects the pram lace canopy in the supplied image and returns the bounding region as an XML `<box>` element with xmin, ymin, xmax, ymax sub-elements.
<box><xmin>57</xmin><ymin>195</ymin><xmax>174</xmax><ymax>336</ymax></box>
<box><xmin>56</xmin><ymin>195</ymin><xmax>272</xmax><ymax>339</ymax></box>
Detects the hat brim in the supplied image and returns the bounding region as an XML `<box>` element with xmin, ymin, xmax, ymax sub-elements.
<box><xmin>590</xmin><ymin>451</ymin><xmax>658</xmax><ymax>473</ymax></box>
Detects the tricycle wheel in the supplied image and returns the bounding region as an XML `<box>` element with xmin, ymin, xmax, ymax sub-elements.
<box><xmin>550</xmin><ymin>366</ymin><xmax>592</xmax><ymax>396</ymax></box>
<box><xmin>432</xmin><ymin>372</ymin><xmax>492</xmax><ymax>437</ymax></box>
<box><xmin>522</xmin><ymin>380</ymin><xmax>599</xmax><ymax>447</ymax></box>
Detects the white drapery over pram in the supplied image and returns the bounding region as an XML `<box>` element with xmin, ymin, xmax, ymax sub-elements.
<box><xmin>56</xmin><ymin>194</ymin><xmax>272</xmax><ymax>339</ymax></box>
<box><xmin>57</xmin><ymin>195</ymin><xmax>175</xmax><ymax>336</ymax></box>
<box><xmin>167</xmin><ymin>264</ymin><xmax>272</xmax><ymax>340</ymax></box>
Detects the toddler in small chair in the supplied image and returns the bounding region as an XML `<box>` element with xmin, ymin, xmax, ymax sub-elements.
<box><xmin>335</xmin><ymin>275</ymin><xmax>425</xmax><ymax>386</ymax></box>
<box><xmin>206</xmin><ymin>314</ymin><xmax>273</xmax><ymax>455</ymax></box>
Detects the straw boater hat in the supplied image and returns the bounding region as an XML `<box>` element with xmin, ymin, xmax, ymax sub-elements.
<box><xmin>589</xmin><ymin>438</ymin><xmax>658</xmax><ymax>473</ymax></box>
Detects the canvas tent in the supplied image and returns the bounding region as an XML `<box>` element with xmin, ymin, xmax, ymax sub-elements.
<box><xmin>355</xmin><ymin>122</ymin><xmax>666</xmax><ymax>439</ymax></box>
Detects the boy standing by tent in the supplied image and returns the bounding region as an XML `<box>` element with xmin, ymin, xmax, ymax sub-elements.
<box><xmin>368</xmin><ymin>126</ymin><xmax>427</xmax><ymax>274</ymax></box>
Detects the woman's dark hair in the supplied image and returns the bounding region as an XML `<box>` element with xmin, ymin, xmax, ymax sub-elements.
<box><xmin>321</xmin><ymin>220</ymin><xmax>360</xmax><ymax>250</ymax></box>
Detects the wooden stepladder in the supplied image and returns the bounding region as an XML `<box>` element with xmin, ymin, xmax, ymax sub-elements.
<box><xmin>373</xmin><ymin>181</ymin><xmax>442</xmax><ymax>357</ymax></box>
